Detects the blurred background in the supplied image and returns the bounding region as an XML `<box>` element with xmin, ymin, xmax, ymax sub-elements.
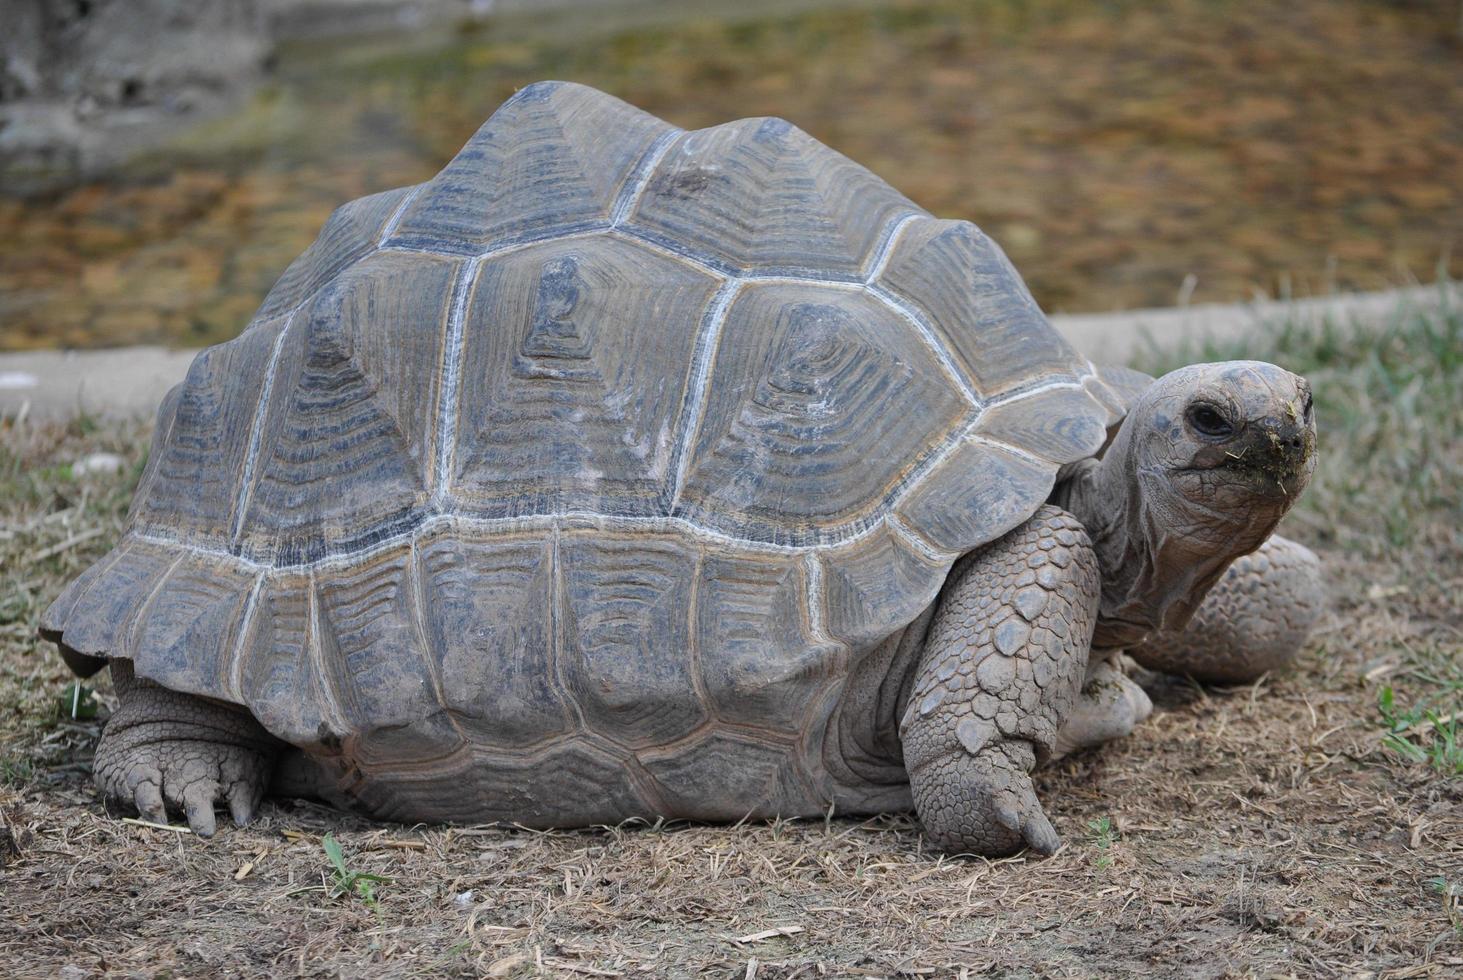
<box><xmin>1</xmin><ymin>0</ymin><xmax>1459</xmax><ymax>350</ymax></box>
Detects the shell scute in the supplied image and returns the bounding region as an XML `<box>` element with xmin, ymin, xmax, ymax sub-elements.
<box><xmin>42</xmin><ymin>539</ymin><xmax>178</xmax><ymax>665</ymax></box>
<box><xmin>451</xmin><ymin>235</ymin><xmax>719</xmax><ymax>518</ymax></box>
<box><xmin>417</xmin><ymin>532</ymin><xmax>575</xmax><ymax>746</ymax></box>
<box><xmin>391</xmin><ymin>80</ymin><xmax>675</xmax><ymax>250</ymax></box>
<box><xmin>237</xmin><ymin>575</ymin><xmax>334</xmax><ymax>746</ymax></box>
<box><xmin>877</xmin><ymin>218</ymin><xmax>1089</xmax><ymax>399</ymax></box>
<box><xmin>127</xmin><ymin>316</ymin><xmax>285</xmax><ymax>546</ymax></box>
<box><xmin>894</xmin><ymin>439</ymin><xmax>1055</xmax><ymax>556</ymax></box>
<box><xmin>638</xmin><ymin>730</ymin><xmax>815</xmax><ymax>821</ymax></box>
<box><xmin>816</xmin><ymin>521</ymin><xmax>947</xmax><ymax>647</ymax></box>
<box><xmin>696</xmin><ymin>552</ymin><xmax>842</xmax><ymax>727</ymax></box>
<box><xmin>557</xmin><ymin>532</ymin><xmax>709</xmax><ymax>747</ymax></box>
<box><xmin>130</xmin><ymin>556</ymin><xmax>257</xmax><ymax>700</ymax></box>
<box><xmin>976</xmin><ymin>388</ymin><xmax>1111</xmax><ymax>467</ymax></box>
<box><xmin>314</xmin><ymin>547</ymin><xmax>447</xmax><ymax>737</ymax></box>
<box><xmin>239</xmin><ymin>251</ymin><xmax>459</xmax><ymax>564</ymax></box>
<box><xmin>675</xmin><ymin>283</ymin><xmax>972</xmax><ymax>545</ymax></box>
<box><xmin>626</xmin><ymin>115</ymin><xmax>920</xmax><ymax>277</ymax></box>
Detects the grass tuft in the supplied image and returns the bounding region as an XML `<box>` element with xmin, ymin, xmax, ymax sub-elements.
<box><xmin>322</xmin><ymin>833</ymin><xmax>392</xmax><ymax>913</ymax></box>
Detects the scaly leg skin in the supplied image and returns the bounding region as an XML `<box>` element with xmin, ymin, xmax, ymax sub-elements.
<box><xmin>94</xmin><ymin>660</ymin><xmax>280</xmax><ymax>836</ymax></box>
<box><xmin>901</xmin><ymin>505</ymin><xmax>1100</xmax><ymax>857</ymax></box>
<box><xmin>1126</xmin><ymin>535</ymin><xmax>1324</xmax><ymax>685</ymax></box>
<box><xmin>1051</xmin><ymin>653</ymin><xmax>1153</xmax><ymax>761</ymax></box>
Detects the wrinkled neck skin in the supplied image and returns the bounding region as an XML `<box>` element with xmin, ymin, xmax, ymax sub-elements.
<box><xmin>1053</xmin><ymin>426</ymin><xmax>1283</xmax><ymax>651</ymax></box>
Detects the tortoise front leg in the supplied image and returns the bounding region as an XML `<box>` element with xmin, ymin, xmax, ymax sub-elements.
<box><xmin>901</xmin><ymin>505</ymin><xmax>1099</xmax><ymax>857</ymax></box>
<box><xmin>1126</xmin><ymin>535</ymin><xmax>1324</xmax><ymax>684</ymax></box>
<box><xmin>95</xmin><ymin>660</ymin><xmax>281</xmax><ymax>836</ymax></box>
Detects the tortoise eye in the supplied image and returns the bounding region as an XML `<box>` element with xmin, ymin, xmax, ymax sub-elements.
<box><xmin>1186</xmin><ymin>403</ymin><xmax>1234</xmax><ymax>438</ymax></box>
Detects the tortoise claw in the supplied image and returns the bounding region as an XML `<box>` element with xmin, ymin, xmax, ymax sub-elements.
<box><xmin>227</xmin><ymin>781</ymin><xmax>259</xmax><ymax>828</ymax></box>
<box><xmin>180</xmin><ymin>779</ymin><xmax>220</xmax><ymax>837</ymax></box>
<box><xmin>131</xmin><ymin>778</ymin><xmax>169</xmax><ymax>826</ymax></box>
<box><xmin>994</xmin><ymin>780</ymin><xmax>1062</xmax><ymax>856</ymax></box>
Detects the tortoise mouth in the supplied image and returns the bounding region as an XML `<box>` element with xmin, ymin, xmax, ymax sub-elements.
<box><xmin>1173</xmin><ymin>449</ymin><xmax>1314</xmax><ymax>502</ymax></box>
<box><xmin>1177</xmin><ymin>463</ymin><xmax>1299</xmax><ymax>491</ymax></box>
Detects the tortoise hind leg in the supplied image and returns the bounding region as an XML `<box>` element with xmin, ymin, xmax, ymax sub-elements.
<box><xmin>1126</xmin><ymin>535</ymin><xmax>1324</xmax><ymax>684</ymax></box>
<box><xmin>95</xmin><ymin>660</ymin><xmax>281</xmax><ymax>836</ymax></box>
<box><xmin>901</xmin><ymin>505</ymin><xmax>1100</xmax><ymax>856</ymax></box>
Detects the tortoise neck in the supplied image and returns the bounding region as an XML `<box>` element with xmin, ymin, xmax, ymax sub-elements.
<box><xmin>1055</xmin><ymin>440</ymin><xmax>1238</xmax><ymax>651</ymax></box>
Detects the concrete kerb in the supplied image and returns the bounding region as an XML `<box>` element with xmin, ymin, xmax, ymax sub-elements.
<box><xmin>0</xmin><ymin>284</ymin><xmax>1452</xmax><ymax>423</ymax></box>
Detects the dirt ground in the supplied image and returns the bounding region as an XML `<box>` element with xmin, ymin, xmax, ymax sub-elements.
<box><xmin>1</xmin><ymin>301</ymin><xmax>1459</xmax><ymax>976</ymax></box>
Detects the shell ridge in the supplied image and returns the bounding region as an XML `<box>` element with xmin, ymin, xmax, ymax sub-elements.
<box><xmin>666</xmin><ymin>279</ymin><xmax>743</xmax><ymax>513</ymax></box>
<box><xmin>801</xmin><ymin>553</ymin><xmax>834</xmax><ymax>648</ymax></box>
<box><xmin>866</xmin><ymin>281</ymin><xmax>980</xmax><ymax>406</ymax></box>
<box><xmin>611</xmin><ymin>128</ymin><xmax>684</xmax><ymax>228</ymax></box>
<box><xmin>125</xmin><ymin>553</ymin><xmax>187</xmax><ymax>674</ymax></box>
<box><xmin>385</xmin><ymin>219</ymin><xmax>609</xmax><ymax>259</ymax></box>
<box><xmin>884</xmin><ymin>513</ymin><xmax>960</xmax><ymax>564</ymax></box>
<box><xmin>681</xmin><ymin>553</ymin><xmax>722</xmax><ymax>726</ymax></box>
<box><xmin>548</xmin><ymin>525</ymin><xmax>592</xmax><ymax>735</ymax></box>
<box><xmin>306</xmin><ymin>572</ymin><xmax>352</xmax><ymax>736</ymax></box>
<box><xmin>225</xmin><ymin>572</ymin><xmax>267</xmax><ymax>702</ymax></box>
<box><xmin>431</xmin><ymin>255</ymin><xmax>487</xmax><ymax>508</ymax></box>
<box><xmin>405</xmin><ymin>537</ymin><xmax>471</xmax><ymax>745</ymax></box>
<box><xmin>377</xmin><ymin>184</ymin><xmax>425</xmax><ymax>247</ymax></box>
<box><xmin>229</xmin><ymin>313</ymin><xmax>296</xmax><ymax>549</ymax></box>
<box><xmin>984</xmin><ymin>372</ymin><xmax>1092</xmax><ymax>407</ymax></box>
<box><xmin>612</xmin><ymin>225</ymin><xmax>735</xmax><ymax>278</ymax></box>
<box><xmin>863</xmin><ymin>212</ymin><xmax>922</xmax><ymax>282</ymax></box>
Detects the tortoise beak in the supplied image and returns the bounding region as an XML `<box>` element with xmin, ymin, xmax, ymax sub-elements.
<box><xmin>1251</xmin><ymin>417</ymin><xmax>1315</xmax><ymax>497</ymax></box>
<box><xmin>1234</xmin><ymin>378</ymin><xmax>1317</xmax><ymax>498</ymax></box>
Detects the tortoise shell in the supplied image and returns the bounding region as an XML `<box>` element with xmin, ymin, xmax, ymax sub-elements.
<box><xmin>42</xmin><ymin>82</ymin><xmax>1128</xmax><ymax>822</ymax></box>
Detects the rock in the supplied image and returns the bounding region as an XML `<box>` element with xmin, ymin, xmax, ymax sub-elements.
<box><xmin>1</xmin><ymin>0</ymin><xmax>271</xmax><ymax>194</ymax></box>
<box><xmin>73</xmin><ymin>452</ymin><xmax>126</xmax><ymax>476</ymax></box>
<box><xmin>0</xmin><ymin>371</ymin><xmax>39</xmax><ymax>390</ymax></box>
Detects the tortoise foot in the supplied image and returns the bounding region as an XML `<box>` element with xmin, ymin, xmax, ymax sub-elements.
<box><xmin>1051</xmin><ymin>655</ymin><xmax>1153</xmax><ymax>760</ymax></box>
<box><xmin>95</xmin><ymin>661</ymin><xmax>279</xmax><ymax>836</ymax></box>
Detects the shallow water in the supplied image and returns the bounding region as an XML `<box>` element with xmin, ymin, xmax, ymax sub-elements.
<box><xmin>1</xmin><ymin>0</ymin><xmax>1459</xmax><ymax>350</ymax></box>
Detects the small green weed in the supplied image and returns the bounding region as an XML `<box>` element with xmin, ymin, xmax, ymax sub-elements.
<box><xmin>1087</xmin><ymin>815</ymin><xmax>1117</xmax><ymax>869</ymax></box>
<box><xmin>1429</xmin><ymin>877</ymin><xmax>1462</xmax><ymax>935</ymax></box>
<box><xmin>322</xmin><ymin>834</ymin><xmax>391</xmax><ymax>912</ymax></box>
<box><xmin>1377</xmin><ymin>686</ymin><xmax>1462</xmax><ymax>775</ymax></box>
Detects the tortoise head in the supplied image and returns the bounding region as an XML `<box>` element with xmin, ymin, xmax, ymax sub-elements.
<box><xmin>1129</xmin><ymin>360</ymin><xmax>1316</xmax><ymax>542</ymax></box>
<box><xmin>1076</xmin><ymin>360</ymin><xmax>1316</xmax><ymax>647</ymax></box>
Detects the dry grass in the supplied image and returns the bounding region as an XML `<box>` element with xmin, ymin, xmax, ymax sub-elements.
<box><xmin>1</xmin><ymin>296</ymin><xmax>1461</xmax><ymax>977</ymax></box>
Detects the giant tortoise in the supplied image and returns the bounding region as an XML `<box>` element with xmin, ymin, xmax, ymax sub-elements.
<box><xmin>42</xmin><ymin>81</ymin><xmax>1322</xmax><ymax>856</ymax></box>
